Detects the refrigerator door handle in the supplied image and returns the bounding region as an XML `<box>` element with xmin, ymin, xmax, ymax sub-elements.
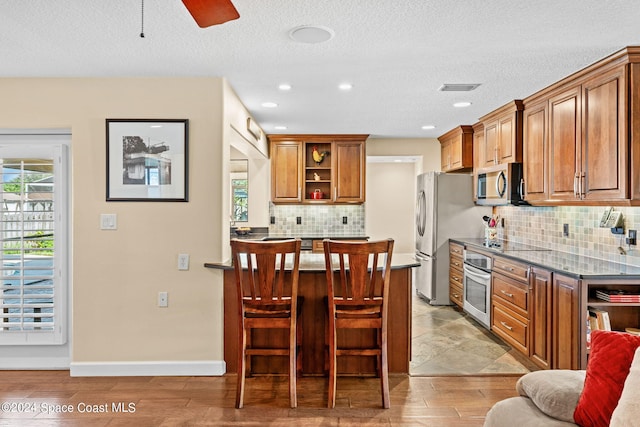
<box><xmin>415</xmin><ymin>252</ymin><xmax>431</xmax><ymax>261</ymax></box>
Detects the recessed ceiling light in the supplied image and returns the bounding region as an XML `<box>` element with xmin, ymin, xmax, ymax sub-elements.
<box><xmin>421</xmin><ymin>125</ymin><xmax>436</xmax><ymax>130</ymax></box>
<box><xmin>289</xmin><ymin>25</ymin><xmax>335</xmax><ymax>44</ymax></box>
<box><xmin>261</xmin><ymin>102</ymin><xmax>278</xmax><ymax>108</ymax></box>
<box><xmin>453</xmin><ymin>101</ymin><xmax>472</xmax><ymax>108</ymax></box>
<box><xmin>274</xmin><ymin>125</ymin><xmax>288</xmax><ymax>130</ymax></box>
<box><xmin>278</xmin><ymin>84</ymin><xmax>292</xmax><ymax>91</ymax></box>
<box><xmin>338</xmin><ymin>83</ymin><xmax>353</xmax><ymax>91</ymax></box>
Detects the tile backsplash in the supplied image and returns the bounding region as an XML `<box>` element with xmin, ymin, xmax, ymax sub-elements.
<box><xmin>268</xmin><ymin>203</ymin><xmax>365</xmax><ymax>235</ymax></box>
<box><xmin>495</xmin><ymin>205</ymin><xmax>640</xmax><ymax>266</ymax></box>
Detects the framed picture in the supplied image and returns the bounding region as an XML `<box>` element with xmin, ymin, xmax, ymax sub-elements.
<box><xmin>106</xmin><ymin>119</ymin><xmax>188</xmax><ymax>201</ymax></box>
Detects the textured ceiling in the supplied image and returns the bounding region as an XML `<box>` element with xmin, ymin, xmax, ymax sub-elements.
<box><xmin>2</xmin><ymin>1</ymin><xmax>640</xmax><ymax>138</ymax></box>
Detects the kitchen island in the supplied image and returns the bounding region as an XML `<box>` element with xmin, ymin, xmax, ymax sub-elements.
<box><xmin>205</xmin><ymin>253</ymin><xmax>419</xmax><ymax>376</ymax></box>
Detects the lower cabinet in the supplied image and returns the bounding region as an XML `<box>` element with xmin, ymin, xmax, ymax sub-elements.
<box><xmin>491</xmin><ymin>256</ymin><xmax>531</xmax><ymax>355</ymax></box>
<box><xmin>490</xmin><ymin>260</ymin><xmax>581</xmax><ymax>370</ymax></box>
<box><xmin>529</xmin><ymin>267</ymin><xmax>553</xmax><ymax>369</ymax></box>
<box><xmin>553</xmin><ymin>274</ymin><xmax>581</xmax><ymax>369</ymax></box>
<box><xmin>449</xmin><ymin>242</ymin><xmax>464</xmax><ymax>308</ymax></box>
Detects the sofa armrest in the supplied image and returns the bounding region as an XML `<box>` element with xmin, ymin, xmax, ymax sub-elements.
<box><xmin>516</xmin><ymin>370</ymin><xmax>586</xmax><ymax>423</ymax></box>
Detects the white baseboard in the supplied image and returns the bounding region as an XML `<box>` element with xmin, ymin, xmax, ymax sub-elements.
<box><xmin>70</xmin><ymin>360</ymin><xmax>226</xmax><ymax>377</ymax></box>
<box><xmin>0</xmin><ymin>356</ymin><xmax>70</xmax><ymax>370</ymax></box>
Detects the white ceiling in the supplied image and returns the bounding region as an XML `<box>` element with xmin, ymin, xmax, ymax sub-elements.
<box><xmin>3</xmin><ymin>1</ymin><xmax>639</xmax><ymax>139</ymax></box>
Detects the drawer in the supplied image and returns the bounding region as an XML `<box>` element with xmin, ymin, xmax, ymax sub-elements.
<box><xmin>449</xmin><ymin>242</ymin><xmax>464</xmax><ymax>258</ymax></box>
<box><xmin>492</xmin><ymin>303</ymin><xmax>528</xmax><ymax>355</ymax></box>
<box><xmin>450</xmin><ymin>282</ymin><xmax>463</xmax><ymax>307</ymax></box>
<box><xmin>449</xmin><ymin>254</ymin><xmax>463</xmax><ymax>271</ymax></box>
<box><xmin>493</xmin><ymin>255</ymin><xmax>529</xmax><ymax>282</ymax></box>
<box><xmin>449</xmin><ymin>265</ymin><xmax>463</xmax><ymax>287</ymax></box>
<box><xmin>492</xmin><ymin>273</ymin><xmax>529</xmax><ymax>317</ymax></box>
<box><xmin>312</xmin><ymin>240</ymin><xmax>324</xmax><ymax>253</ymax></box>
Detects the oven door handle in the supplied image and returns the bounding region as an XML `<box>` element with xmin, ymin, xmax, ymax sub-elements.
<box><xmin>463</xmin><ymin>264</ymin><xmax>492</xmax><ymax>281</ymax></box>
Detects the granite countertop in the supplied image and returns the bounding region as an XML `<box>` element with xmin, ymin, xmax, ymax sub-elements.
<box><xmin>452</xmin><ymin>237</ymin><xmax>640</xmax><ymax>279</ymax></box>
<box><xmin>204</xmin><ymin>252</ymin><xmax>419</xmax><ymax>272</ymax></box>
<box><xmin>230</xmin><ymin>232</ymin><xmax>369</xmax><ymax>241</ymax></box>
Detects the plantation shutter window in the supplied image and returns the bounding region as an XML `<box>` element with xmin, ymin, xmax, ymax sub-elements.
<box><xmin>0</xmin><ymin>143</ymin><xmax>67</xmax><ymax>345</ymax></box>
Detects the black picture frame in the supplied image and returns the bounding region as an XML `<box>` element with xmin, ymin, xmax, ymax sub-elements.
<box><xmin>106</xmin><ymin>119</ymin><xmax>189</xmax><ymax>201</ymax></box>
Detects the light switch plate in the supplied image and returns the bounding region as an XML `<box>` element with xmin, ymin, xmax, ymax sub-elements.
<box><xmin>100</xmin><ymin>213</ymin><xmax>117</xmax><ymax>230</ymax></box>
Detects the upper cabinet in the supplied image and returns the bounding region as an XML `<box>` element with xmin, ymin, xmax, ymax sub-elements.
<box><xmin>268</xmin><ymin>134</ymin><xmax>367</xmax><ymax>204</ymax></box>
<box><xmin>270</xmin><ymin>138</ymin><xmax>303</xmax><ymax>203</ymax></box>
<box><xmin>522</xmin><ymin>47</ymin><xmax>640</xmax><ymax>205</ymax></box>
<box><xmin>478</xmin><ymin>101</ymin><xmax>523</xmax><ymax>167</ymax></box>
<box><xmin>438</xmin><ymin>126</ymin><xmax>473</xmax><ymax>172</ymax></box>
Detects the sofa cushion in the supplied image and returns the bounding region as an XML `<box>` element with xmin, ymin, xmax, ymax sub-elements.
<box><xmin>610</xmin><ymin>347</ymin><xmax>640</xmax><ymax>427</ymax></box>
<box><xmin>516</xmin><ymin>369</ymin><xmax>585</xmax><ymax>422</ymax></box>
<box><xmin>574</xmin><ymin>330</ymin><xmax>640</xmax><ymax>427</ymax></box>
<box><xmin>483</xmin><ymin>396</ymin><xmax>578</xmax><ymax>427</ymax></box>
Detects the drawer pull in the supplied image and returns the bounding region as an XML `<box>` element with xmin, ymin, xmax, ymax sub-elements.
<box><xmin>500</xmin><ymin>290</ymin><xmax>514</xmax><ymax>298</ymax></box>
<box><xmin>500</xmin><ymin>321</ymin><xmax>513</xmax><ymax>331</ymax></box>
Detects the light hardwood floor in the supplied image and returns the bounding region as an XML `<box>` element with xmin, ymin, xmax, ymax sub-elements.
<box><xmin>0</xmin><ymin>370</ymin><xmax>521</xmax><ymax>426</ymax></box>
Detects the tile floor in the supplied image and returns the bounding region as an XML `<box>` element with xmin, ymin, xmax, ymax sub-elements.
<box><xmin>410</xmin><ymin>294</ymin><xmax>538</xmax><ymax>375</ymax></box>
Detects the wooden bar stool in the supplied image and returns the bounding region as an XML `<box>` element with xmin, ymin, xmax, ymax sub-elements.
<box><xmin>323</xmin><ymin>238</ymin><xmax>394</xmax><ymax>408</ymax></box>
<box><xmin>230</xmin><ymin>238</ymin><xmax>302</xmax><ymax>409</ymax></box>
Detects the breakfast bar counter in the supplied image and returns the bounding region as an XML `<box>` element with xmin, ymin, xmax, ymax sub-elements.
<box><xmin>205</xmin><ymin>253</ymin><xmax>419</xmax><ymax>376</ymax></box>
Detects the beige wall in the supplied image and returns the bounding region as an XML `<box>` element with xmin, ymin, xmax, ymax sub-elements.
<box><xmin>365</xmin><ymin>137</ymin><xmax>441</xmax><ymax>252</ymax></box>
<box><xmin>0</xmin><ymin>77</ymin><xmax>234</xmax><ymax>369</ymax></box>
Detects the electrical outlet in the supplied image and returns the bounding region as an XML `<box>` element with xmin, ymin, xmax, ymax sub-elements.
<box><xmin>158</xmin><ymin>291</ymin><xmax>168</xmax><ymax>307</ymax></box>
<box><xmin>178</xmin><ymin>254</ymin><xmax>189</xmax><ymax>270</ymax></box>
<box><xmin>296</xmin><ymin>216</ymin><xmax>302</xmax><ymax>225</ymax></box>
<box><xmin>563</xmin><ymin>223</ymin><xmax>569</xmax><ymax>237</ymax></box>
<box><xmin>342</xmin><ymin>216</ymin><xmax>348</xmax><ymax>224</ymax></box>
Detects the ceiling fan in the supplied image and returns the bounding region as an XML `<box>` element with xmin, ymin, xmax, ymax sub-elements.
<box><xmin>181</xmin><ymin>0</ymin><xmax>240</xmax><ymax>27</ymax></box>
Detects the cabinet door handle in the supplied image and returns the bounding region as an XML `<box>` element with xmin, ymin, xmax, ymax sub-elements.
<box><xmin>573</xmin><ymin>173</ymin><xmax>579</xmax><ymax>198</ymax></box>
<box><xmin>581</xmin><ymin>172</ymin><xmax>586</xmax><ymax>199</ymax></box>
<box><xmin>501</xmin><ymin>290</ymin><xmax>514</xmax><ymax>298</ymax></box>
<box><xmin>500</xmin><ymin>321</ymin><xmax>513</xmax><ymax>331</ymax></box>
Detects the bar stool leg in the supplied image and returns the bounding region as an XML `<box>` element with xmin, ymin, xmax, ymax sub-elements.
<box><xmin>236</xmin><ymin>326</ymin><xmax>246</xmax><ymax>409</ymax></box>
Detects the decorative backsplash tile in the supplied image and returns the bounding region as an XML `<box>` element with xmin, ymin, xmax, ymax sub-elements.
<box><xmin>268</xmin><ymin>203</ymin><xmax>365</xmax><ymax>235</ymax></box>
<box><xmin>495</xmin><ymin>205</ymin><xmax>640</xmax><ymax>266</ymax></box>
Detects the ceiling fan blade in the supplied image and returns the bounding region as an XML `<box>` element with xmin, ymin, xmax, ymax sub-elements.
<box><xmin>182</xmin><ymin>0</ymin><xmax>240</xmax><ymax>27</ymax></box>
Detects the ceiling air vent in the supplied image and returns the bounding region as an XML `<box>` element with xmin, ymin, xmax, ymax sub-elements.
<box><xmin>438</xmin><ymin>83</ymin><xmax>481</xmax><ymax>92</ymax></box>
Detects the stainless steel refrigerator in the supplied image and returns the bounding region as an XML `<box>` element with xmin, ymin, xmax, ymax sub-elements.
<box><xmin>415</xmin><ymin>172</ymin><xmax>491</xmax><ymax>305</ymax></box>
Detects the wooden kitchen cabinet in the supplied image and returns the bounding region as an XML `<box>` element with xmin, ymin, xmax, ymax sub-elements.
<box><xmin>449</xmin><ymin>242</ymin><xmax>464</xmax><ymax>308</ymax></box>
<box><xmin>268</xmin><ymin>134</ymin><xmax>367</xmax><ymax>204</ymax></box>
<box><xmin>333</xmin><ymin>139</ymin><xmax>365</xmax><ymax>202</ymax></box>
<box><xmin>529</xmin><ymin>267</ymin><xmax>553</xmax><ymax>370</ymax></box>
<box><xmin>546</xmin><ymin>68</ymin><xmax>627</xmax><ymax>202</ymax></box>
<box><xmin>522</xmin><ymin>100</ymin><xmax>548</xmax><ymax>202</ymax></box>
<box><xmin>270</xmin><ymin>138</ymin><xmax>303</xmax><ymax>203</ymax></box>
<box><xmin>438</xmin><ymin>126</ymin><xmax>473</xmax><ymax>172</ymax></box>
<box><xmin>491</xmin><ymin>255</ymin><xmax>530</xmax><ymax>355</ymax></box>
<box><xmin>478</xmin><ymin>100</ymin><xmax>523</xmax><ymax>167</ymax></box>
<box><xmin>553</xmin><ymin>274</ymin><xmax>580</xmax><ymax>370</ymax></box>
<box><xmin>522</xmin><ymin>48</ymin><xmax>639</xmax><ymax>205</ymax></box>
<box><xmin>472</xmin><ymin>122</ymin><xmax>484</xmax><ymax>201</ymax></box>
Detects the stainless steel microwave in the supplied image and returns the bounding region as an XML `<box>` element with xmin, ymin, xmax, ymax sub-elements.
<box><xmin>476</xmin><ymin>163</ymin><xmax>527</xmax><ymax>206</ymax></box>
